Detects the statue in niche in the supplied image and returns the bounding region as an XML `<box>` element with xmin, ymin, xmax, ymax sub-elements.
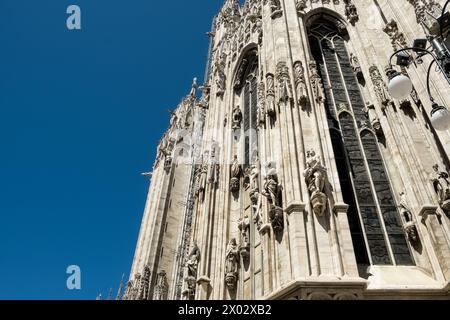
<box><xmin>230</xmin><ymin>155</ymin><xmax>242</xmax><ymax>193</ymax></box>
<box><xmin>303</xmin><ymin>150</ymin><xmax>328</xmax><ymax>217</ymax></box>
<box><xmin>198</xmin><ymin>160</ymin><xmax>208</xmax><ymax>202</ymax></box>
<box><xmin>399</xmin><ymin>192</ymin><xmax>418</xmax><ymax>242</ymax></box>
<box><xmin>276</xmin><ymin>62</ymin><xmax>292</xmax><ymax>105</ymax></box>
<box><xmin>309</xmin><ymin>62</ymin><xmax>324</xmax><ymax>103</ymax></box>
<box><xmin>364</xmin><ymin>102</ymin><xmax>382</xmax><ymax>134</ymax></box>
<box><xmin>293</xmin><ymin>61</ymin><xmax>308</xmax><ymax>107</ymax></box>
<box><xmin>350</xmin><ymin>53</ymin><xmax>363</xmax><ymax>80</ymax></box>
<box><xmin>257</xmin><ymin>81</ymin><xmax>266</xmax><ymax>126</ymax></box>
<box><xmin>153</xmin><ymin>271</ymin><xmax>168</xmax><ymax>300</ymax></box>
<box><xmin>198</xmin><ymin>85</ymin><xmax>211</xmax><ymax>110</ymax></box>
<box><xmin>266</xmin><ymin>73</ymin><xmax>276</xmax><ymax>118</ymax></box>
<box><xmin>137</xmin><ymin>266</ymin><xmax>150</xmax><ymax>300</ymax></box>
<box><xmin>369</xmin><ymin>66</ymin><xmax>391</xmax><ymax>108</ymax></box>
<box><xmin>262</xmin><ymin>162</ymin><xmax>284</xmax><ymax>232</ymax></box>
<box><xmin>216</xmin><ymin>53</ymin><xmax>227</xmax><ymax>97</ymax></box>
<box><xmin>238</xmin><ymin>216</ymin><xmax>251</xmax><ymax>259</ymax></box>
<box><xmin>431</xmin><ymin>164</ymin><xmax>450</xmax><ymax>212</ymax></box>
<box><xmin>184</xmin><ymin>243</ymin><xmax>201</xmax><ymax>297</ymax></box>
<box><xmin>225</xmin><ymin>238</ymin><xmax>239</xmax><ymax>290</ymax></box>
<box><xmin>232</xmin><ymin>105</ymin><xmax>242</xmax><ymax>130</ymax></box>
<box><xmin>208</xmin><ymin>145</ymin><xmax>220</xmax><ymax>185</ymax></box>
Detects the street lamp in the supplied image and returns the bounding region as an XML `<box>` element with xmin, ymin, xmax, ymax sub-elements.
<box><xmin>386</xmin><ymin>0</ymin><xmax>450</xmax><ymax>131</ymax></box>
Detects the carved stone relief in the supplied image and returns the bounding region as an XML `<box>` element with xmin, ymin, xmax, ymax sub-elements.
<box><xmin>304</xmin><ymin>150</ymin><xmax>328</xmax><ymax>217</ymax></box>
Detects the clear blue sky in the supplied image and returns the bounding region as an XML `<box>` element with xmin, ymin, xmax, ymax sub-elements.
<box><xmin>0</xmin><ymin>0</ymin><xmax>222</xmax><ymax>300</ymax></box>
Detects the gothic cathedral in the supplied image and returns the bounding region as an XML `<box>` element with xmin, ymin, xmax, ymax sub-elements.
<box><xmin>124</xmin><ymin>0</ymin><xmax>450</xmax><ymax>300</ymax></box>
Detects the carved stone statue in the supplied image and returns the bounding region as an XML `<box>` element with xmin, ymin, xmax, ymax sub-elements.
<box><xmin>184</xmin><ymin>243</ymin><xmax>201</xmax><ymax>298</ymax></box>
<box><xmin>304</xmin><ymin>150</ymin><xmax>328</xmax><ymax>217</ymax></box>
<box><xmin>364</xmin><ymin>102</ymin><xmax>382</xmax><ymax>134</ymax></box>
<box><xmin>350</xmin><ymin>53</ymin><xmax>363</xmax><ymax>78</ymax></box>
<box><xmin>230</xmin><ymin>155</ymin><xmax>242</xmax><ymax>192</ymax></box>
<box><xmin>232</xmin><ymin>105</ymin><xmax>242</xmax><ymax>130</ymax></box>
<box><xmin>225</xmin><ymin>238</ymin><xmax>239</xmax><ymax>290</ymax></box>
<box><xmin>262</xmin><ymin>162</ymin><xmax>284</xmax><ymax>232</ymax></box>
<box><xmin>309</xmin><ymin>62</ymin><xmax>324</xmax><ymax>103</ymax></box>
<box><xmin>344</xmin><ymin>0</ymin><xmax>359</xmax><ymax>24</ymax></box>
<box><xmin>208</xmin><ymin>146</ymin><xmax>220</xmax><ymax>185</ymax></box>
<box><xmin>197</xmin><ymin>163</ymin><xmax>208</xmax><ymax>201</ymax></box>
<box><xmin>293</xmin><ymin>61</ymin><xmax>308</xmax><ymax>106</ymax></box>
<box><xmin>399</xmin><ymin>192</ymin><xmax>418</xmax><ymax>242</ymax></box>
<box><xmin>266</xmin><ymin>73</ymin><xmax>276</xmax><ymax>118</ymax></box>
<box><xmin>190</xmin><ymin>77</ymin><xmax>197</xmax><ymax>97</ymax></box>
<box><xmin>276</xmin><ymin>62</ymin><xmax>292</xmax><ymax>105</ymax></box>
<box><xmin>431</xmin><ymin>165</ymin><xmax>450</xmax><ymax>212</ymax></box>
<box><xmin>137</xmin><ymin>266</ymin><xmax>150</xmax><ymax>300</ymax></box>
<box><xmin>153</xmin><ymin>270</ymin><xmax>168</xmax><ymax>300</ymax></box>
<box><xmin>296</xmin><ymin>0</ymin><xmax>308</xmax><ymax>13</ymax></box>
<box><xmin>369</xmin><ymin>66</ymin><xmax>391</xmax><ymax>108</ymax></box>
<box><xmin>215</xmin><ymin>53</ymin><xmax>227</xmax><ymax>96</ymax></box>
<box><xmin>238</xmin><ymin>216</ymin><xmax>251</xmax><ymax>259</ymax></box>
<box><xmin>257</xmin><ymin>81</ymin><xmax>266</xmax><ymax>126</ymax></box>
<box><xmin>270</xmin><ymin>0</ymin><xmax>282</xmax><ymax>18</ymax></box>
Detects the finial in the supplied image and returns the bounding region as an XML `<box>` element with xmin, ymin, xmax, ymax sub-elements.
<box><xmin>116</xmin><ymin>273</ymin><xmax>126</xmax><ymax>300</ymax></box>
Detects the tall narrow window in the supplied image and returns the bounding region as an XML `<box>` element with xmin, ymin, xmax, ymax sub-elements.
<box><xmin>308</xmin><ymin>16</ymin><xmax>413</xmax><ymax>267</ymax></box>
<box><xmin>237</xmin><ymin>50</ymin><xmax>259</xmax><ymax>169</ymax></box>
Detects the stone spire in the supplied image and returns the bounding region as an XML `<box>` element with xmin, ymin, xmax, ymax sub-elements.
<box><xmin>116</xmin><ymin>273</ymin><xmax>125</xmax><ymax>300</ymax></box>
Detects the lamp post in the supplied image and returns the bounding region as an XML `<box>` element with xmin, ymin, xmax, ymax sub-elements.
<box><xmin>386</xmin><ymin>0</ymin><xmax>450</xmax><ymax>131</ymax></box>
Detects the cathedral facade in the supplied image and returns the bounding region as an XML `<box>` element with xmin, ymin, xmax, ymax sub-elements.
<box><xmin>124</xmin><ymin>0</ymin><xmax>450</xmax><ymax>300</ymax></box>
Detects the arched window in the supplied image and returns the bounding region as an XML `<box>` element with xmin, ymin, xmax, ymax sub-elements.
<box><xmin>308</xmin><ymin>16</ymin><xmax>413</xmax><ymax>267</ymax></box>
<box><xmin>235</xmin><ymin>49</ymin><xmax>259</xmax><ymax>169</ymax></box>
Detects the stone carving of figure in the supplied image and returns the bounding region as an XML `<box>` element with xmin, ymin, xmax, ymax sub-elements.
<box><xmin>266</xmin><ymin>73</ymin><xmax>276</xmax><ymax>118</ymax></box>
<box><xmin>208</xmin><ymin>145</ymin><xmax>220</xmax><ymax>185</ymax></box>
<box><xmin>262</xmin><ymin>162</ymin><xmax>284</xmax><ymax>232</ymax></box>
<box><xmin>293</xmin><ymin>61</ymin><xmax>308</xmax><ymax>106</ymax></box>
<box><xmin>216</xmin><ymin>53</ymin><xmax>227</xmax><ymax>96</ymax></box>
<box><xmin>350</xmin><ymin>53</ymin><xmax>363</xmax><ymax>78</ymax></box>
<box><xmin>399</xmin><ymin>192</ymin><xmax>418</xmax><ymax>242</ymax></box>
<box><xmin>383</xmin><ymin>20</ymin><xmax>407</xmax><ymax>50</ymax></box>
<box><xmin>309</xmin><ymin>62</ymin><xmax>324</xmax><ymax>103</ymax></box>
<box><xmin>263</xmin><ymin>164</ymin><xmax>282</xmax><ymax>208</ymax></box>
<box><xmin>257</xmin><ymin>81</ymin><xmax>266</xmax><ymax>126</ymax></box>
<box><xmin>344</xmin><ymin>0</ymin><xmax>359</xmax><ymax>24</ymax></box>
<box><xmin>369</xmin><ymin>66</ymin><xmax>391</xmax><ymax>108</ymax></box>
<box><xmin>276</xmin><ymin>62</ymin><xmax>292</xmax><ymax>105</ymax></box>
<box><xmin>304</xmin><ymin>150</ymin><xmax>328</xmax><ymax>216</ymax></box>
<box><xmin>198</xmin><ymin>161</ymin><xmax>208</xmax><ymax>202</ymax></box>
<box><xmin>431</xmin><ymin>165</ymin><xmax>450</xmax><ymax>212</ymax></box>
<box><xmin>153</xmin><ymin>271</ymin><xmax>168</xmax><ymax>300</ymax></box>
<box><xmin>230</xmin><ymin>155</ymin><xmax>242</xmax><ymax>192</ymax></box>
<box><xmin>225</xmin><ymin>238</ymin><xmax>239</xmax><ymax>290</ymax></box>
<box><xmin>296</xmin><ymin>0</ymin><xmax>308</xmax><ymax>13</ymax></box>
<box><xmin>184</xmin><ymin>243</ymin><xmax>200</xmax><ymax>298</ymax></box>
<box><xmin>198</xmin><ymin>85</ymin><xmax>211</xmax><ymax>110</ymax></box>
<box><xmin>190</xmin><ymin>77</ymin><xmax>197</xmax><ymax>97</ymax></box>
<box><xmin>270</xmin><ymin>0</ymin><xmax>282</xmax><ymax>13</ymax></box>
<box><xmin>137</xmin><ymin>266</ymin><xmax>150</xmax><ymax>300</ymax></box>
<box><xmin>186</xmin><ymin>243</ymin><xmax>201</xmax><ymax>279</ymax></box>
<box><xmin>238</xmin><ymin>216</ymin><xmax>251</xmax><ymax>259</ymax></box>
<box><xmin>232</xmin><ymin>105</ymin><xmax>242</xmax><ymax>130</ymax></box>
